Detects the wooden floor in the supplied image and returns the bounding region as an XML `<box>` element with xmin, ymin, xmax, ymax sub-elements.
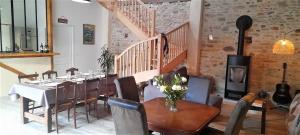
<box><xmin>0</xmin><ymin>97</ymin><xmax>288</xmax><ymax>135</ymax></box>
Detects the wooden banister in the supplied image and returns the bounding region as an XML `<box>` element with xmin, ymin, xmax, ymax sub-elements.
<box><xmin>114</xmin><ymin>22</ymin><xmax>189</xmax><ymax>82</ymax></box>
<box><xmin>0</xmin><ymin>62</ymin><xmax>35</xmax><ymax>81</ymax></box>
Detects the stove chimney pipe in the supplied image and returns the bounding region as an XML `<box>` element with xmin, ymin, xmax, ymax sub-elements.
<box><xmin>236</xmin><ymin>15</ymin><xmax>253</xmax><ymax>55</ymax></box>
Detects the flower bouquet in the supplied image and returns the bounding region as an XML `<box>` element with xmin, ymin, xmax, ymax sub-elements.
<box><xmin>153</xmin><ymin>74</ymin><xmax>188</xmax><ymax>112</ymax></box>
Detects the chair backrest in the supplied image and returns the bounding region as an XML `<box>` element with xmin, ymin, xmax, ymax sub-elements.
<box><xmin>114</xmin><ymin>76</ymin><xmax>140</xmax><ymax>102</ymax></box>
<box><xmin>84</xmin><ymin>78</ymin><xmax>100</xmax><ymax>100</ymax></box>
<box><xmin>66</xmin><ymin>67</ymin><xmax>79</xmax><ymax>76</ymax></box>
<box><xmin>99</xmin><ymin>74</ymin><xmax>118</xmax><ymax>96</ymax></box>
<box><xmin>224</xmin><ymin>93</ymin><xmax>256</xmax><ymax>135</ymax></box>
<box><xmin>185</xmin><ymin>76</ymin><xmax>211</xmax><ymax>104</ymax></box>
<box><xmin>42</xmin><ymin>70</ymin><xmax>58</xmax><ymax>80</ymax></box>
<box><xmin>288</xmin><ymin>93</ymin><xmax>300</xmax><ymax>135</ymax></box>
<box><xmin>55</xmin><ymin>81</ymin><xmax>77</xmax><ymax>106</ymax></box>
<box><xmin>108</xmin><ymin>97</ymin><xmax>149</xmax><ymax>135</ymax></box>
<box><xmin>18</xmin><ymin>73</ymin><xmax>39</xmax><ymax>83</ymax></box>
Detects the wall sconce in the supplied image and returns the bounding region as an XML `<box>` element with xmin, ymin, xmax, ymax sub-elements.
<box><xmin>208</xmin><ymin>27</ymin><xmax>214</xmax><ymax>41</ymax></box>
<box><xmin>272</xmin><ymin>29</ymin><xmax>299</xmax><ymax>55</ymax></box>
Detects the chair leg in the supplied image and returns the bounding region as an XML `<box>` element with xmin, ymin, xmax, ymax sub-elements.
<box><xmin>73</xmin><ymin>106</ymin><xmax>77</xmax><ymax>129</ymax></box>
<box><xmin>95</xmin><ymin>102</ymin><xmax>99</xmax><ymax>119</ymax></box>
<box><xmin>67</xmin><ymin>108</ymin><xmax>70</xmax><ymax>122</ymax></box>
<box><xmin>85</xmin><ymin>103</ymin><xmax>90</xmax><ymax>123</ymax></box>
<box><xmin>89</xmin><ymin>104</ymin><xmax>91</xmax><ymax>115</ymax></box>
<box><xmin>55</xmin><ymin>112</ymin><xmax>59</xmax><ymax>133</ymax></box>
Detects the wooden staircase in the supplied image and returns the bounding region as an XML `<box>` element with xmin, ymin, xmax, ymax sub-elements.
<box><xmin>98</xmin><ymin>0</ymin><xmax>189</xmax><ymax>83</ymax></box>
<box><xmin>97</xmin><ymin>0</ymin><xmax>156</xmax><ymax>39</ymax></box>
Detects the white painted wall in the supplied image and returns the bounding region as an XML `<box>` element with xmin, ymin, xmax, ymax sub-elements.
<box><xmin>0</xmin><ymin>0</ymin><xmax>109</xmax><ymax>96</ymax></box>
<box><xmin>52</xmin><ymin>0</ymin><xmax>109</xmax><ymax>72</ymax></box>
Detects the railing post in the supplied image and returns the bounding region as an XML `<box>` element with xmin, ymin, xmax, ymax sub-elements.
<box><xmin>114</xmin><ymin>55</ymin><xmax>119</xmax><ymax>75</ymax></box>
<box><xmin>157</xmin><ymin>34</ymin><xmax>163</xmax><ymax>73</ymax></box>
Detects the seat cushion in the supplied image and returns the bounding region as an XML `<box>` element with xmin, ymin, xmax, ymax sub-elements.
<box><xmin>143</xmin><ymin>85</ymin><xmax>165</xmax><ymax>102</ymax></box>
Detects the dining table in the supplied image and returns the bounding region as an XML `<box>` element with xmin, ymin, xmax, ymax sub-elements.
<box><xmin>9</xmin><ymin>73</ymin><xmax>105</xmax><ymax>133</ymax></box>
<box><xmin>143</xmin><ymin>97</ymin><xmax>220</xmax><ymax>135</ymax></box>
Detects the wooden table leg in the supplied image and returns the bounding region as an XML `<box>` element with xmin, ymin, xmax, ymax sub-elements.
<box><xmin>45</xmin><ymin>107</ymin><xmax>52</xmax><ymax>133</ymax></box>
<box><xmin>261</xmin><ymin>102</ymin><xmax>266</xmax><ymax>134</ymax></box>
<box><xmin>20</xmin><ymin>96</ymin><xmax>29</xmax><ymax>124</ymax></box>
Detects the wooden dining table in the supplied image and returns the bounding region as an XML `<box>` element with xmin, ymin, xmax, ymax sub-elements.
<box><xmin>143</xmin><ymin>97</ymin><xmax>220</xmax><ymax>135</ymax></box>
<box><xmin>9</xmin><ymin>73</ymin><xmax>105</xmax><ymax>133</ymax></box>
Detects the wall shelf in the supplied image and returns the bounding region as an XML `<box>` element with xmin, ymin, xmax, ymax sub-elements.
<box><xmin>0</xmin><ymin>52</ymin><xmax>59</xmax><ymax>58</ymax></box>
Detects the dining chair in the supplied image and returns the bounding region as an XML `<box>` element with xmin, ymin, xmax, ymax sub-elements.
<box><xmin>78</xmin><ymin>78</ymin><xmax>100</xmax><ymax>123</ymax></box>
<box><xmin>42</xmin><ymin>70</ymin><xmax>58</xmax><ymax>80</ymax></box>
<box><xmin>114</xmin><ymin>76</ymin><xmax>140</xmax><ymax>102</ymax></box>
<box><xmin>66</xmin><ymin>67</ymin><xmax>79</xmax><ymax>76</ymax></box>
<box><xmin>54</xmin><ymin>81</ymin><xmax>77</xmax><ymax>133</ymax></box>
<box><xmin>185</xmin><ymin>76</ymin><xmax>211</xmax><ymax>104</ymax></box>
<box><xmin>108</xmin><ymin>97</ymin><xmax>149</xmax><ymax>135</ymax></box>
<box><xmin>98</xmin><ymin>74</ymin><xmax>118</xmax><ymax>109</ymax></box>
<box><xmin>200</xmin><ymin>93</ymin><xmax>256</xmax><ymax>135</ymax></box>
<box><xmin>18</xmin><ymin>73</ymin><xmax>40</xmax><ymax>113</ymax></box>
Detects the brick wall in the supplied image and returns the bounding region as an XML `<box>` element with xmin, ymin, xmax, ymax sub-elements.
<box><xmin>109</xmin><ymin>1</ymin><xmax>191</xmax><ymax>54</ymax></box>
<box><xmin>200</xmin><ymin>0</ymin><xmax>300</xmax><ymax>95</ymax></box>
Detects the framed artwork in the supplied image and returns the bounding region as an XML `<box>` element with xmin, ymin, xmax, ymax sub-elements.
<box><xmin>83</xmin><ymin>24</ymin><xmax>95</xmax><ymax>45</ymax></box>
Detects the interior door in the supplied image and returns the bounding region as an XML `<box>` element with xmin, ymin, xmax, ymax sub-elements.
<box><xmin>53</xmin><ymin>25</ymin><xmax>74</xmax><ymax>76</ymax></box>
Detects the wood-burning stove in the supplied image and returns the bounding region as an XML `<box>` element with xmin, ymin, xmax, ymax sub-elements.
<box><xmin>225</xmin><ymin>15</ymin><xmax>253</xmax><ymax>100</ymax></box>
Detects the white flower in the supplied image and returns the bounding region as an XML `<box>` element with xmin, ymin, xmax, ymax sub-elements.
<box><xmin>160</xmin><ymin>85</ymin><xmax>167</xmax><ymax>92</ymax></box>
<box><xmin>172</xmin><ymin>85</ymin><xmax>182</xmax><ymax>90</ymax></box>
<box><xmin>181</xmin><ymin>77</ymin><xmax>187</xmax><ymax>83</ymax></box>
<box><xmin>153</xmin><ymin>81</ymin><xmax>157</xmax><ymax>86</ymax></box>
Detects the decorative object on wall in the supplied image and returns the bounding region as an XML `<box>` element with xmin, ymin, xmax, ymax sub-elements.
<box><xmin>72</xmin><ymin>0</ymin><xmax>91</xmax><ymax>3</ymax></box>
<box><xmin>57</xmin><ymin>16</ymin><xmax>68</xmax><ymax>24</ymax></box>
<box><xmin>272</xmin><ymin>29</ymin><xmax>299</xmax><ymax>55</ymax></box>
<box><xmin>83</xmin><ymin>24</ymin><xmax>95</xmax><ymax>45</ymax></box>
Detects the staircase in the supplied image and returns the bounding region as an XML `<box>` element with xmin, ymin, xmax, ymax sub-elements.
<box><xmin>98</xmin><ymin>0</ymin><xmax>189</xmax><ymax>83</ymax></box>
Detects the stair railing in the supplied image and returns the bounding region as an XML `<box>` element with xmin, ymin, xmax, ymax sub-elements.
<box><xmin>115</xmin><ymin>22</ymin><xmax>189</xmax><ymax>80</ymax></box>
<box><xmin>115</xmin><ymin>0</ymin><xmax>156</xmax><ymax>37</ymax></box>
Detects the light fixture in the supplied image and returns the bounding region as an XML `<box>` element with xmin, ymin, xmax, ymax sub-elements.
<box><xmin>272</xmin><ymin>39</ymin><xmax>295</xmax><ymax>54</ymax></box>
<box><xmin>272</xmin><ymin>29</ymin><xmax>299</xmax><ymax>55</ymax></box>
<box><xmin>72</xmin><ymin>0</ymin><xmax>91</xmax><ymax>3</ymax></box>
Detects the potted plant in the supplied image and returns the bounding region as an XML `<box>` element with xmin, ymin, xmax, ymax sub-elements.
<box><xmin>97</xmin><ymin>47</ymin><xmax>114</xmax><ymax>76</ymax></box>
<box><xmin>153</xmin><ymin>74</ymin><xmax>188</xmax><ymax>112</ymax></box>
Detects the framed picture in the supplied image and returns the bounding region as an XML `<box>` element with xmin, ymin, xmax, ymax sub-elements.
<box><xmin>83</xmin><ymin>24</ymin><xmax>95</xmax><ymax>45</ymax></box>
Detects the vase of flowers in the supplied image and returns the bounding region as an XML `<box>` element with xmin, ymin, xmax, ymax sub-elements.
<box><xmin>153</xmin><ymin>74</ymin><xmax>188</xmax><ymax>112</ymax></box>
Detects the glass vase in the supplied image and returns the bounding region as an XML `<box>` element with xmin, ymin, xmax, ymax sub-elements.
<box><xmin>165</xmin><ymin>98</ymin><xmax>177</xmax><ymax>112</ymax></box>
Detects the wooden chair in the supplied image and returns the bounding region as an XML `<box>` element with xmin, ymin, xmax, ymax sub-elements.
<box><xmin>78</xmin><ymin>78</ymin><xmax>100</xmax><ymax>123</ymax></box>
<box><xmin>54</xmin><ymin>81</ymin><xmax>77</xmax><ymax>133</ymax></box>
<box><xmin>42</xmin><ymin>70</ymin><xmax>58</xmax><ymax>80</ymax></box>
<box><xmin>18</xmin><ymin>73</ymin><xmax>40</xmax><ymax>113</ymax></box>
<box><xmin>66</xmin><ymin>67</ymin><xmax>79</xmax><ymax>76</ymax></box>
<box><xmin>98</xmin><ymin>74</ymin><xmax>118</xmax><ymax>108</ymax></box>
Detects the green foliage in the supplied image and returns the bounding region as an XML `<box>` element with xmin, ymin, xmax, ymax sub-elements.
<box><xmin>97</xmin><ymin>47</ymin><xmax>114</xmax><ymax>75</ymax></box>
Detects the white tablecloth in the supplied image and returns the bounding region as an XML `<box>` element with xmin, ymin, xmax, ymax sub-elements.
<box><xmin>9</xmin><ymin>83</ymin><xmax>55</xmax><ymax>109</ymax></box>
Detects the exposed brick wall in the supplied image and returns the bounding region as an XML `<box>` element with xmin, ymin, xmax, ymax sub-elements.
<box><xmin>109</xmin><ymin>1</ymin><xmax>191</xmax><ymax>54</ymax></box>
<box><xmin>200</xmin><ymin>0</ymin><xmax>300</xmax><ymax>95</ymax></box>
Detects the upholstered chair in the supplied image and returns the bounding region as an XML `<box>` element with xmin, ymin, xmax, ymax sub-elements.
<box><xmin>108</xmin><ymin>97</ymin><xmax>149</xmax><ymax>135</ymax></box>
<box><xmin>200</xmin><ymin>93</ymin><xmax>256</xmax><ymax>135</ymax></box>
<box><xmin>185</xmin><ymin>76</ymin><xmax>211</xmax><ymax>104</ymax></box>
<box><xmin>114</xmin><ymin>76</ymin><xmax>140</xmax><ymax>102</ymax></box>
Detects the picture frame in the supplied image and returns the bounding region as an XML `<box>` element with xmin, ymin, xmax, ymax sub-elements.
<box><xmin>83</xmin><ymin>24</ymin><xmax>95</xmax><ymax>45</ymax></box>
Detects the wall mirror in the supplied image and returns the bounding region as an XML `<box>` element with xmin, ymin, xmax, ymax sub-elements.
<box><xmin>0</xmin><ymin>0</ymin><xmax>47</xmax><ymax>52</ymax></box>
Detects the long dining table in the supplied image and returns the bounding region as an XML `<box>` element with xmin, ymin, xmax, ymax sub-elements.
<box><xmin>9</xmin><ymin>73</ymin><xmax>105</xmax><ymax>133</ymax></box>
<box><xmin>143</xmin><ymin>97</ymin><xmax>220</xmax><ymax>135</ymax></box>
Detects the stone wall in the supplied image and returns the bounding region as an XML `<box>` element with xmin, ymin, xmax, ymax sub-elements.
<box><xmin>200</xmin><ymin>0</ymin><xmax>300</xmax><ymax>95</ymax></box>
<box><xmin>109</xmin><ymin>1</ymin><xmax>191</xmax><ymax>54</ymax></box>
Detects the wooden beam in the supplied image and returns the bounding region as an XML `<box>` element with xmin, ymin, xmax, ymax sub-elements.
<box><xmin>160</xmin><ymin>50</ymin><xmax>187</xmax><ymax>74</ymax></box>
<box><xmin>0</xmin><ymin>52</ymin><xmax>59</xmax><ymax>58</ymax></box>
<box><xmin>47</xmin><ymin>0</ymin><xmax>53</xmax><ymax>53</ymax></box>
<box><xmin>0</xmin><ymin>62</ymin><xmax>34</xmax><ymax>80</ymax></box>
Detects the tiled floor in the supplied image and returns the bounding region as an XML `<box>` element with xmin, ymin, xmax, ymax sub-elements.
<box><xmin>0</xmin><ymin>96</ymin><xmax>288</xmax><ymax>135</ymax></box>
